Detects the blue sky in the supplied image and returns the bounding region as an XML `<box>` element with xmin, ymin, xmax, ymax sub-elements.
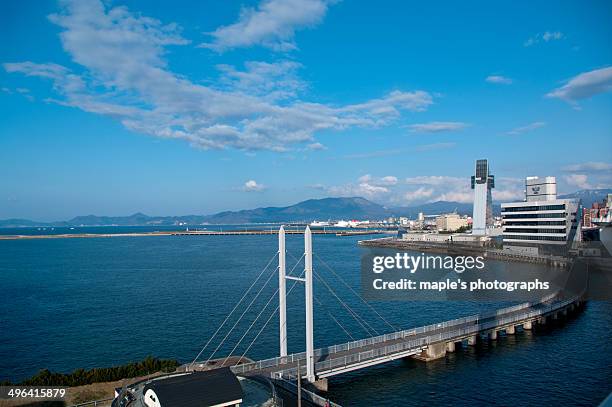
<box><xmin>1</xmin><ymin>0</ymin><xmax>611</xmax><ymax>220</ymax></box>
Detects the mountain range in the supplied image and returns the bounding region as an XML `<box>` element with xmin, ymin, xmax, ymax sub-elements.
<box><xmin>0</xmin><ymin>189</ymin><xmax>609</xmax><ymax>227</ymax></box>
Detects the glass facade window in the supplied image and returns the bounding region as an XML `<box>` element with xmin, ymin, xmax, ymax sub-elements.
<box><xmin>504</xmin><ymin>235</ymin><xmax>566</xmax><ymax>241</ymax></box>
<box><xmin>475</xmin><ymin>160</ymin><xmax>488</xmax><ymax>183</ymax></box>
<box><xmin>503</xmin><ymin>228</ymin><xmax>566</xmax><ymax>234</ymax></box>
<box><xmin>501</xmin><ymin>204</ymin><xmax>566</xmax><ymax>212</ymax></box>
<box><xmin>503</xmin><ymin>220</ymin><xmax>566</xmax><ymax>226</ymax></box>
<box><xmin>502</xmin><ymin>213</ymin><xmax>566</xmax><ymax>219</ymax></box>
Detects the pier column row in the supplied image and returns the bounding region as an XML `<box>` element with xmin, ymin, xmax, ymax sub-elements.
<box><xmin>412</xmin><ymin>300</ymin><xmax>584</xmax><ymax>363</ymax></box>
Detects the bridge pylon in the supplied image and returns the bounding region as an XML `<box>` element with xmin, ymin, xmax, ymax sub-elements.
<box><xmin>304</xmin><ymin>226</ymin><xmax>315</xmax><ymax>382</ymax></box>
<box><xmin>278</xmin><ymin>225</ymin><xmax>316</xmax><ymax>382</ymax></box>
<box><xmin>279</xmin><ymin>225</ymin><xmax>287</xmax><ymax>358</ymax></box>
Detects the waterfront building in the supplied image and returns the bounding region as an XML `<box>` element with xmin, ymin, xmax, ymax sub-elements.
<box><xmin>525</xmin><ymin>176</ymin><xmax>557</xmax><ymax>202</ymax></box>
<box><xmin>471</xmin><ymin>159</ymin><xmax>495</xmax><ymax>235</ymax></box>
<box><xmin>501</xmin><ymin>176</ymin><xmax>579</xmax><ymax>255</ymax></box>
<box><xmin>401</xmin><ymin>231</ymin><xmax>488</xmax><ymax>245</ymax></box>
<box><xmin>435</xmin><ymin>213</ymin><xmax>468</xmax><ymax>232</ymax></box>
<box><xmin>138</xmin><ymin>368</ymin><xmax>243</xmax><ymax>407</ymax></box>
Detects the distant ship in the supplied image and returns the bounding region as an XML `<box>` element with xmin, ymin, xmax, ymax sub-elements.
<box><xmin>333</xmin><ymin>220</ymin><xmax>364</xmax><ymax>228</ymax></box>
<box><xmin>309</xmin><ymin>220</ymin><xmax>331</xmax><ymax>229</ymax></box>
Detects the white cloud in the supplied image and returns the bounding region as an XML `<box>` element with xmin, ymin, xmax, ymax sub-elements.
<box><xmin>543</xmin><ymin>31</ymin><xmax>563</xmax><ymax>42</ymax></box>
<box><xmin>200</xmin><ymin>0</ymin><xmax>332</xmax><ymax>51</ymax></box>
<box><xmin>4</xmin><ymin>0</ymin><xmax>434</xmax><ymax>152</ymax></box>
<box><xmin>506</xmin><ymin>121</ymin><xmax>546</xmax><ymax>136</ymax></box>
<box><xmin>546</xmin><ymin>66</ymin><xmax>612</xmax><ymax>103</ymax></box>
<box><xmin>326</xmin><ymin>182</ymin><xmax>389</xmax><ymax>199</ymax></box>
<box><xmin>404</xmin><ymin>187</ymin><xmax>434</xmax><ymax>202</ymax></box>
<box><xmin>408</xmin><ymin>121</ymin><xmax>469</xmax><ymax>133</ymax></box>
<box><xmin>244</xmin><ymin>179</ymin><xmax>266</xmax><ymax>191</ymax></box>
<box><xmin>357</xmin><ymin>183</ymin><xmax>389</xmax><ymax>196</ymax></box>
<box><xmin>562</xmin><ymin>162</ymin><xmax>612</xmax><ymax>172</ymax></box>
<box><xmin>524</xmin><ymin>31</ymin><xmax>564</xmax><ymax>47</ymax></box>
<box><xmin>380</xmin><ymin>176</ymin><xmax>398</xmax><ymax>186</ymax></box>
<box><xmin>306</xmin><ymin>142</ymin><xmax>326</xmax><ymax>150</ymax></box>
<box><xmin>318</xmin><ymin>175</ymin><xmax>526</xmax><ymax>206</ymax></box>
<box><xmin>485</xmin><ymin>75</ymin><xmax>513</xmax><ymax>85</ymax></box>
<box><xmin>492</xmin><ymin>189</ymin><xmax>523</xmax><ymax>202</ymax></box>
<box><xmin>433</xmin><ymin>191</ymin><xmax>473</xmax><ymax>203</ymax></box>
<box><xmin>216</xmin><ymin>60</ymin><xmax>305</xmax><ymax>101</ymax></box>
<box><xmin>358</xmin><ymin>174</ymin><xmax>398</xmax><ymax>186</ymax></box>
<box><xmin>564</xmin><ymin>174</ymin><xmax>592</xmax><ymax>189</ymax></box>
<box><xmin>323</xmin><ymin>174</ymin><xmax>400</xmax><ymax>199</ymax></box>
<box><xmin>404</xmin><ymin>176</ymin><xmax>471</xmax><ymax>203</ymax></box>
<box><xmin>492</xmin><ymin>177</ymin><xmax>524</xmax><ymax>202</ymax></box>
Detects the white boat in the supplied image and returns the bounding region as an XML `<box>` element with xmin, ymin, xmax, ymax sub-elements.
<box><xmin>309</xmin><ymin>220</ymin><xmax>331</xmax><ymax>229</ymax></box>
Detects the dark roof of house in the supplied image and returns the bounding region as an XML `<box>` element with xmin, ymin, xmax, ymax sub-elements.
<box><xmin>143</xmin><ymin>368</ymin><xmax>243</xmax><ymax>407</ymax></box>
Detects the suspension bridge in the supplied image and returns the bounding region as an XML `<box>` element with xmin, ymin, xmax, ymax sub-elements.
<box><xmin>182</xmin><ymin>226</ymin><xmax>584</xmax><ymax>402</ymax></box>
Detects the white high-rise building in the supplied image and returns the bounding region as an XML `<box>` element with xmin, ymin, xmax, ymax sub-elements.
<box><xmin>501</xmin><ymin>176</ymin><xmax>579</xmax><ymax>255</ymax></box>
<box><xmin>471</xmin><ymin>159</ymin><xmax>495</xmax><ymax>235</ymax></box>
<box><xmin>525</xmin><ymin>176</ymin><xmax>557</xmax><ymax>202</ymax></box>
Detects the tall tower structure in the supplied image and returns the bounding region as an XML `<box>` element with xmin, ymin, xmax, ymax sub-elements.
<box><xmin>277</xmin><ymin>226</ymin><xmax>315</xmax><ymax>382</ymax></box>
<box><xmin>471</xmin><ymin>159</ymin><xmax>495</xmax><ymax>235</ymax></box>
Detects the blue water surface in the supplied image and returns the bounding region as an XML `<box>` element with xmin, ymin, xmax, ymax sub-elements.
<box><xmin>0</xmin><ymin>232</ymin><xmax>610</xmax><ymax>406</ymax></box>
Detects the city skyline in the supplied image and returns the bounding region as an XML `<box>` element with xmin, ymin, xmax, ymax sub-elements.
<box><xmin>1</xmin><ymin>0</ymin><xmax>611</xmax><ymax>220</ymax></box>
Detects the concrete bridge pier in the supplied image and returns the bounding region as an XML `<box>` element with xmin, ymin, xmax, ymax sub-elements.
<box><xmin>446</xmin><ymin>341</ymin><xmax>456</xmax><ymax>352</ymax></box>
<box><xmin>506</xmin><ymin>325</ymin><xmax>516</xmax><ymax>335</ymax></box>
<box><xmin>467</xmin><ymin>335</ymin><xmax>477</xmax><ymax>346</ymax></box>
<box><xmin>311</xmin><ymin>378</ymin><xmax>328</xmax><ymax>392</ymax></box>
<box><xmin>414</xmin><ymin>342</ymin><xmax>447</xmax><ymax>361</ymax></box>
<box><xmin>523</xmin><ymin>321</ymin><xmax>533</xmax><ymax>330</ymax></box>
<box><xmin>489</xmin><ymin>330</ymin><xmax>498</xmax><ymax>340</ymax></box>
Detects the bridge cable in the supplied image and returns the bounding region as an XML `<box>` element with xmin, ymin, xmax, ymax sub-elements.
<box><xmin>313</xmin><ymin>269</ymin><xmax>379</xmax><ymax>337</ymax></box>
<box><xmin>202</xmin><ymin>253</ymin><xmax>283</xmax><ymax>366</ymax></box>
<box><xmin>286</xmin><ymin>249</ymin><xmax>379</xmax><ymax>337</ymax></box>
<box><xmin>222</xmin><ymin>254</ymin><xmax>305</xmax><ymax>366</ymax></box>
<box><xmin>189</xmin><ymin>251</ymin><xmax>279</xmax><ymax>369</ymax></box>
<box><xmin>236</xmin><ymin>264</ymin><xmax>307</xmax><ymax>366</ymax></box>
<box><xmin>314</xmin><ymin>252</ymin><xmax>398</xmax><ymax>332</ymax></box>
<box><xmin>313</xmin><ymin>294</ymin><xmax>355</xmax><ymax>341</ymax></box>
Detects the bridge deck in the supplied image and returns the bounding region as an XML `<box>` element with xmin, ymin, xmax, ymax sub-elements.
<box><xmin>226</xmin><ymin>294</ymin><xmax>579</xmax><ymax>380</ymax></box>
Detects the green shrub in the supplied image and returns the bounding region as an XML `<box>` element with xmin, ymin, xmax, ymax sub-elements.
<box><xmin>6</xmin><ymin>357</ymin><xmax>179</xmax><ymax>387</ymax></box>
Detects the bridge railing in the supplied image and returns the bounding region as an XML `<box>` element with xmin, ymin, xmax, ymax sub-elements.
<box><xmin>273</xmin><ymin>295</ymin><xmax>578</xmax><ymax>377</ymax></box>
<box><xmin>272</xmin><ymin>378</ymin><xmax>342</xmax><ymax>407</ymax></box>
<box><xmin>232</xmin><ymin>292</ymin><xmax>567</xmax><ymax>376</ymax></box>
